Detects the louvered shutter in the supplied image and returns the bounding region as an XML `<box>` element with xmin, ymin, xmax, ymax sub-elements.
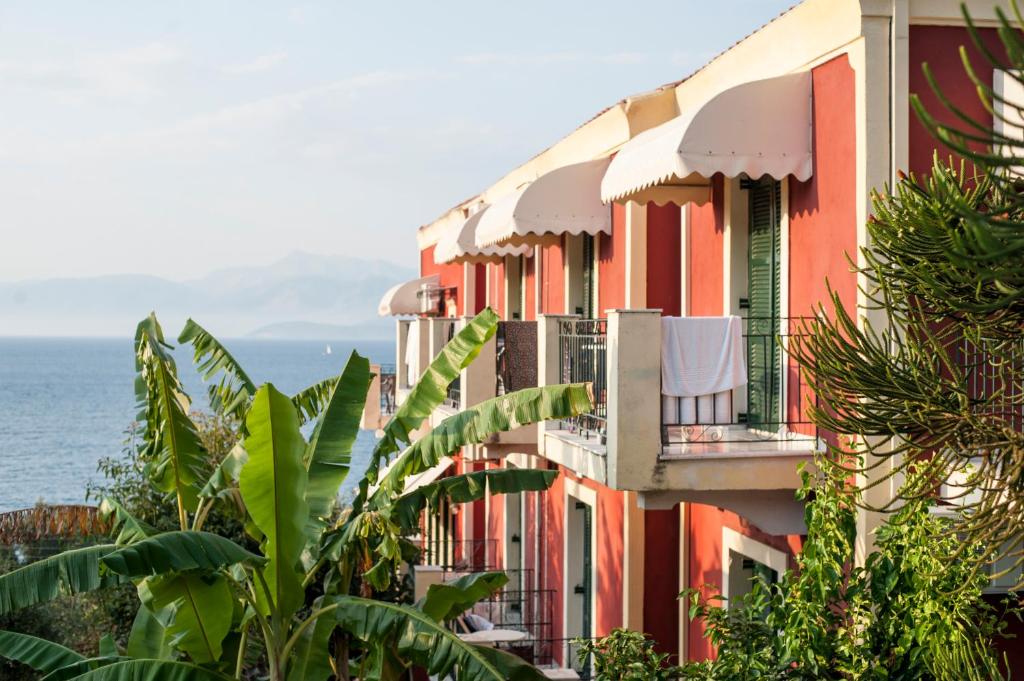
<box><xmin>746</xmin><ymin>179</ymin><xmax>782</xmax><ymax>428</ymax></box>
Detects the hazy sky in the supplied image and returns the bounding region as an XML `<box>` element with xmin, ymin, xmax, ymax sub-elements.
<box><xmin>0</xmin><ymin>0</ymin><xmax>794</xmax><ymax>282</ymax></box>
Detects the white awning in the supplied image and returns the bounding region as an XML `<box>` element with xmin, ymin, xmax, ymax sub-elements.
<box><xmin>475</xmin><ymin>159</ymin><xmax>612</xmax><ymax>248</ymax></box>
<box><xmin>433</xmin><ymin>207</ymin><xmax>532</xmax><ymax>265</ymax></box>
<box><xmin>377</xmin><ymin>274</ymin><xmax>440</xmax><ymax>317</ymax></box>
<box><xmin>601</xmin><ymin>72</ymin><xmax>812</xmax><ymax>205</ymax></box>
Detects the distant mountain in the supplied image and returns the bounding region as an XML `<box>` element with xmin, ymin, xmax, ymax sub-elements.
<box><xmin>0</xmin><ymin>251</ymin><xmax>415</xmax><ymax>338</ymax></box>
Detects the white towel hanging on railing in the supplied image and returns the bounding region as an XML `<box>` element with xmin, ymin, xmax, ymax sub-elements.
<box><xmin>660</xmin><ymin>316</ymin><xmax>746</xmax><ymax>397</ymax></box>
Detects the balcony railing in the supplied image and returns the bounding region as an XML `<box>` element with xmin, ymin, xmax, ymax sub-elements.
<box><xmin>379</xmin><ymin>363</ymin><xmax>396</xmax><ymax>416</ymax></box>
<box><xmin>958</xmin><ymin>336</ymin><xmax>1024</xmax><ymax>431</ymax></box>
<box><xmin>416</xmin><ymin>538</ymin><xmax>497</xmax><ymax>571</ymax></box>
<box><xmin>558</xmin><ymin>319</ymin><xmax>607</xmax><ymax>442</ymax></box>
<box><xmin>661</xmin><ymin>316</ymin><xmax>817</xmax><ymax>446</ymax></box>
<box><xmin>497</xmin><ymin>321</ymin><xmax>538</xmax><ymax>396</ymax></box>
<box><xmin>440</xmin><ymin>319</ymin><xmax>461</xmax><ymax>409</ymax></box>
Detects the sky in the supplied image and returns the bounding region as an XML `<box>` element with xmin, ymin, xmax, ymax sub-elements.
<box><xmin>0</xmin><ymin>0</ymin><xmax>795</xmax><ymax>283</ymax></box>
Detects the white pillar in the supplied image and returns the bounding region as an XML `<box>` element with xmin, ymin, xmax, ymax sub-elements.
<box><xmin>606</xmin><ymin>309</ymin><xmax>662</xmax><ymax>490</ymax></box>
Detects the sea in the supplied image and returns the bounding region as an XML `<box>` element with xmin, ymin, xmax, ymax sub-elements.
<box><xmin>0</xmin><ymin>337</ymin><xmax>395</xmax><ymax>513</ymax></box>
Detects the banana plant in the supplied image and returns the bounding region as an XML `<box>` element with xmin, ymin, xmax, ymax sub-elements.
<box><xmin>0</xmin><ymin>308</ymin><xmax>593</xmax><ymax>680</ymax></box>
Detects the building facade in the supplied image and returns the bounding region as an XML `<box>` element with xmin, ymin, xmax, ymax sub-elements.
<box><xmin>372</xmin><ymin>0</ymin><xmax>1022</xmax><ymax>673</ymax></box>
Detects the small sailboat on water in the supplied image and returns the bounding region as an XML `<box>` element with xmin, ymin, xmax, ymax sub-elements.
<box><xmin>324</xmin><ymin>344</ymin><xmax>332</xmax><ymax>356</ymax></box>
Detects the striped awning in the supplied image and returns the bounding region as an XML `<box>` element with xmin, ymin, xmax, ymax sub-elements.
<box><xmin>378</xmin><ymin>274</ymin><xmax>440</xmax><ymax>316</ymax></box>
<box><xmin>433</xmin><ymin>207</ymin><xmax>533</xmax><ymax>264</ymax></box>
<box><xmin>601</xmin><ymin>72</ymin><xmax>812</xmax><ymax>205</ymax></box>
<box><xmin>475</xmin><ymin>159</ymin><xmax>612</xmax><ymax>248</ymax></box>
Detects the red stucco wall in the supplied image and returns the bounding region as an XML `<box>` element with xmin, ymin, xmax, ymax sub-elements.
<box><xmin>540</xmin><ymin>240</ymin><xmax>565</xmax><ymax>315</ymax></box>
<box><xmin>686</xmin><ymin>176</ymin><xmax>725</xmax><ymax>316</ymax></box>
<box><xmin>788</xmin><ymin>54</ymin><xmax>857</xmax><ymax>434</ymax></box>
<box><xmin>599</xmin><ymin>204</ymin><xmax>627</xmax><ymax>315</ymax></box>
<box><xmin>487</xmin><ymin>460</ymin><xmax>504</xmax><ymax>570</ymax></box>
<box><xmin>908</xmin><ymin>26</ymin><xmax>1005</xmax><ymax>177</ymax></box>
<box><xmin>687</xmin><ymin>504</ymin><xmax>801</xmax><ymax>661</ymax></box>
<box><xmin>644</xmin><ymin>507</ymin><xmax>680</xmax><ymax>658</ymax></box>
<box><xmin>473</xmin><ymin>263</ymin><xmax>487</xmax><ymax>315</ymax></box>
<box><xmin>420</xmin><ymin>245</ymin><xmax>463</xmax><ymax>315</ymax></box>
<box><xmin>487</xmin><ymin>261</ymin><xmax>505</xmax><ymax>319</ymax></box>
<box><xmin>647</xmin><ymin>203</ymin><xmax>682</xmax><ymax>317</ymax></box>
<box><xmin>594</xmin><ymin>483</ymin><xmax>624</xmax><ymax>635</ymax></box>
<box><xmin>524</xmin><ymin>253</ymin><xmax>537</xmax><ymax>321</ymax></box>
<box><xmin>544</xmin><ymin>467</ymin><xmax>566</xmax><ymax>658</ymax></box>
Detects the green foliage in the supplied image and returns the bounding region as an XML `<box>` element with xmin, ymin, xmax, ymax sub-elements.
<box><xmin>788</xmin><ymin>2</ymin><xmax>1024</xmax><ymax>591</ymax></box>
<box><xmin>575</xmin><ymin>628</ymin><xmax>681</xmax><ymax>681</ymax></box>
<box><xmin>0</xmin><ymin>308</ymin><xmax>589</xmax><ymax>680</ymax></box>
<box><xmin>679</xmin><ymin>463</ymin><xmax>1017</xmax><ymax>681</ymax></box>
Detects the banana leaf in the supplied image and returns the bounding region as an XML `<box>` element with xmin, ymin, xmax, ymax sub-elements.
<box><xmin>0</xmin><ymin>631</ymin><xmax>85</xmax><ymax>674</ymax></box>
<box><xmin>98</xmin><ymin>498</ymin><xmax>155</xmax><ymax>545</ymax></box>
<box><xmin>54</xmin><ymin>659</ymin><xmax>232</xmax><ymax>680</ymax></box>
<box><xmin>417</xmin><ymin>571</ymin><xmax>509</xmax><ymax>623</ymax></box>
<box><xmin>239</xmin><ymin>384</ymin><xmax>308</xmax><ymax>621</ymax></box>
<box><xmin>374</xmin><ymin>383</ymin><xmax>590</xmax><ymax>500</ymax></box>
<box><xmin>139</xmin><ymin>573</ymin><xmax>233</xmax><ymax>664</ymax></box>
<box><xmin>368</xmin><ymin>309</ymin><xmax>500</xmax><ymax>481</ymax></box>
<box><xmin>331</xmin><ymin>597</ymin><xmax>546</xmax><ymax>681</ymax></box>
<box><xmin>101</xmin><ymin>531</ymin><xmax>264</xmax><ymax>577</ymax></box>
<box><xmin>177</xmin><ymin>318</ymin><xmax>257</xmax><ymax>421</ymax></box>
<box><xmin>391</xmin><ymin>468</ymin><xmax>557</xmax><ymax>531</ymax></box>
<box><xmin>135</xmin><ymin>314</ymin><xmax>207</xmax><ymax>516</ymax></box>
<box><xmin>0</xmin><ymin>544</ymin><xmax>124</xmax><ymax>615</ymax></box>
<box><xmin>304</xmin><ymin>351</ymin><xmax>371</xmax><ymax>536</ymax></box>
<box><xmin>292</xmin><ymin>376</ymin><xmax>340</xmax><ymax>426</ymax></box>
<box><xmin>285</xmin><ymin>595</ymin><xmax>340</xmax><ymax>681</ymax></box>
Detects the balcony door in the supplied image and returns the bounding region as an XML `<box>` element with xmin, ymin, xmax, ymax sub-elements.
<box><xmin>746</xmin><ymin>177</ymin><xmax>782</xmax><ymax>429</ymax></box>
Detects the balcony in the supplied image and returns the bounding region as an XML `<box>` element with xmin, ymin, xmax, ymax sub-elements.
<box><xmin>660</xmin><ymin>317</ymin><xmax>818</xmax><ymax>455</ymax></box>
<box><xmin>360</xmin><ymin>362</ymin><xmax>397</xmax><ymax>431</ymax></box>
<box><xmin>538</xmin><ymin>310</ymin><xmax>819</xmax><ymax>535</ymax></box>
<box><xmin>393</xmin><ymin>316</ymin><xmax>540</xmax><ymax>450</ymax></box>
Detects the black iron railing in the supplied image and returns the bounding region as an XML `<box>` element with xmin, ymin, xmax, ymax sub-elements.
<box><xmin>441</xmin><ymin>320</ymin><xmax>461</xmax><ymax>409</ymax></box>
<box><xmin>661</xmin><ymin>316</ymin><xmax>817</xmax><ymax>446</ymax></box>
<box><xmin>958</xmin><ymin>336</ymin><xmax>1024</xmax><ymax>431</ymax></box>
<box><xmin>416</xmin><ymin>538</ymin><xmax>498</xmax><ymax>571</ymax></box>
<box><xmin>379</xmin><ymin>363</ymin><xmax>396</xmax><ymax>416</ymax></box>
<box><xmin>497</xmin><ymin>321</ymin><xmax>538</xmax><ymax>396</ymax></box>
<box><xmin>558</xmin><ymin>319</ymin><xmax>607</xmax><ymax>442</ymax></box>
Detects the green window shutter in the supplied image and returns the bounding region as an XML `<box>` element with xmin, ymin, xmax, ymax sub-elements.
<box><xmin>746</xmin><ymin>178</ymin><xmax>782</xmax><ymax>428</ymax></box>
<box><xmin>581</xmin><ymin>234</ymin><xmax>595</xmax><ymax>318</ymax></box>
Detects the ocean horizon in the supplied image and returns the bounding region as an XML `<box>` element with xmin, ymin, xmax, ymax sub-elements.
<box><xmin>0</xmin><ymin>335</ymin><xmax>396</xmax><ymax>513</ymax></box>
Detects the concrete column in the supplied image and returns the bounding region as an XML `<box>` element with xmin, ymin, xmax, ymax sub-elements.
<box><xmin>622</xmin><ymin>491</ymin><xmax>645</xmax><ymax>631</ymax></box>
<box><xmin>462</xmin><ymin>262</ymin><xmax>477</xmax><ymax>316</ymax></box>
<box><xmin>461</xmin><ymin>316</ymin><xmax>495</xmax><ymax>411</ymax></box>
<box><xmin>361</xmin><ymin>363</ymin><xmax>382</xmax><ymax>430</ymax></box>
<box><xmin>396</xmin><ymin>319</ymin><xmax>410</xmax><ymax>390</ymax></box>
<box><xmin>606</xmin><ymin>309</ymin><xmax>662</xmax><ymax>490</ymax></box>
<box><xmin>428</xmin><ymin>317</ymin><xmax>447</xmax><ymax>360</ymax></box>
<box><xmin>537</xmin><ymin>314</ymin><xmax>579</xmax><ymax>452</ymax></box>
<box><xmin>412</xmin><ymin>565</ymin><xmax>446</xmax><ymax>601</ymax></box>
<box><xmin>415</xmin><ymin>317</ymin><xmax>431</xmax><ymax>385</ymax></box>
<box><xmin>625</xmin><ymin>202</ymin><xmax>647</xmax><ymax>309</ymax></box>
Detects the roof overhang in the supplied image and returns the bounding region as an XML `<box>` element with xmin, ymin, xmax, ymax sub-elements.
<box><xmin>475</xmin><ymin>159</ymin><xmax>612</xmax><ymax>248</ymax></box>
<box><xmin>433</xmin><ymin>207</ymin><xmax>533</xmax><ymax>264</ymax></box>
<box><xmin>378</xmin><ymin>274</ymin><xmax>440</xmax><ymax>317</ymax></box>
<box><xmin>601</xmin><ymin>72</ymin><xmax>813</xmax><ymax>204</ymax></box>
